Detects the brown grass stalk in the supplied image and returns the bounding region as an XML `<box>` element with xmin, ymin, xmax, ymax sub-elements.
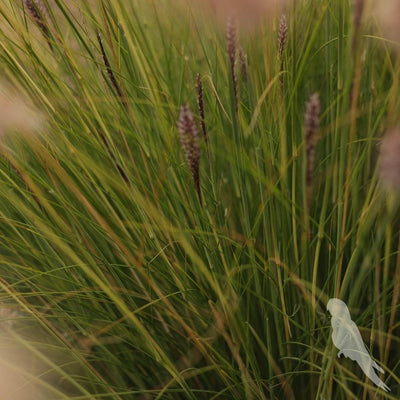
<box><xmin>96</xmin><ymin>130</ymin><xmax>130</xmax><ymax>185</ymax></box>
<box><xmin>352</xmin><ymin>0</ymin><xmax>364</xmax><ymax>54</ymax></box>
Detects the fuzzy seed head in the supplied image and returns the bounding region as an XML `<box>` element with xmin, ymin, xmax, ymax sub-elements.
<box><xmin>178</xmin><ymin>104</ymin><xmax>202</xmax><ymax>203</ymax></box>
<box><xmin>24</xmin><ymin>0</ymin><xmax>52</xmax><ymax>49</ymax></box>
<box><xmin>196</xmin><ymin>74</ymin><xmax>204</xmax><ymax>121</ymax></box>
<box><xmin>226</xmin><ymin>17</ymin><xmax>239</xmax><ymax>113</ymax></box>
<box><xmin>278</xmin><ymin>14</ymin><xmax>288</xmax><ymax>59</ymax></box>
<box><xmin>226</xmin><ymin>16</ymin><xmax>237</xmax><ymax>67</ymax></box>
<box><xmin>178</xmin><ymin>106</ymin><xmax>200</xmax><ymax>173</ymax></box>
<box><xmin>304</xmin><ymin>93</ymin><xmax>320</xmax><ymax>144</ymax></box>
<box><xmin>238</xmin><ymin>45</ymin><xmax>248</xmax><ymax>81</ymax></box>
<box><xmin>196</xmin><ymin>74</ymin><xmax>208</xmax><ymax>147</ymax></box>
<box><xmin>96</xmin><ymin>30</ymin><xmax>124</xmax><ymax>102</ymax></box>
<box><xmin>379</xmin><ymin>128</ymin><xmax>400</xmax><ymax>189</ymax></box>
<box><xmin>304</xmin><ymin>93</ymin><xmax>321</xmax><ymax>207</ymax></box>
<box><xmin>25</xmin><ymin>0</ymin><xmax>48</xmax><ymax>17</ymax></box>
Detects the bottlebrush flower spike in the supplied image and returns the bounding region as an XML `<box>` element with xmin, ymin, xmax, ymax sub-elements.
<box><xmin>226</xmin><ymin>16</ymin><xmax>237</xmax><ymax>68</ymax></box>
<box><xmin>304</xmin><ymin>93</ymin><xmax>321</xmax><ymax>208</ymax></box>
<box><xmin>277</xmin><ymin>14</ymin><xmax>288</xmax><ymax>59</ymax></box>
<box><xmin>277</xmin><ymin>13</ymin><xmax>288</xmax><ymax>89</ymax></box>
<box><xmin>24</xmin><ymin>0</ymin><xmax>53</xmax><ymax>50</ymax></box>
<box><xmin>178</xmin><ymin>105</ymin><xmax>202</xmax><ymax>205</ymax></box>
<box><xmin>196</xmin><ymin>74</ymin><xmax>208</xmax><ymax>155</ymax></box>
<box><xmin>226</xmin><ymin>16</ymin><xmax>238</xmax><ymax>113</ymax></box>
<box><xmin>238</xmin><ymin>45</ymin><xmax>248</xmax><ymax>82</ymax></box>
<box><xmin>96</xmin><ymin>30</ymin><xmax>127</xmax><ymax>109</ymax></box>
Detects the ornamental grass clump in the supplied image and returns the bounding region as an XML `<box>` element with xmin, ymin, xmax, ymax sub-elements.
<box><xmin>2</xmin><ymin>0</ymin><xmax>400</xmax><ymax>398</ymax></box>
<box><xmin>178</xmin><ymin>104</ymin><xmax>202</xmax><ymax>205</ymax></box>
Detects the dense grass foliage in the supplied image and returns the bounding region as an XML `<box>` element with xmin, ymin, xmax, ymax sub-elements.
<box><xmin>0</xmin><ymin>0</ymin><xmax>399</xmax><ymax>398</ymax></box>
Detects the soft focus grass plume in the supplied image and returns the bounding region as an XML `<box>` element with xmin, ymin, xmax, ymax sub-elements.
<box><xmin>0</xmin><ymin>0</ymin><xmax>399</xmax><ymax>398</ymax></box>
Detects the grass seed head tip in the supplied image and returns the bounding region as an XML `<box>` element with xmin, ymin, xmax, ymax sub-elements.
<box><xmin>177</xmin><ymin>105</ymin><xmax>202</xmax><ymax>204</ymax></box>
<box><xmin>278</xmin><ymin>14</ymin><xmax>288</xmax><ymax>58</ymax></box>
